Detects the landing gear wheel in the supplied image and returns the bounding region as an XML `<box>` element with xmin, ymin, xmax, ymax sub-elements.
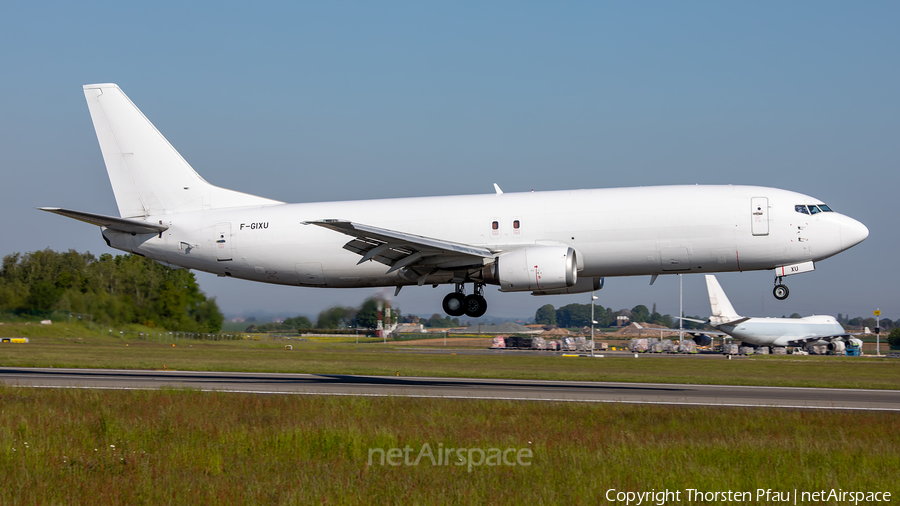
<box><xmin>463</xmin><ymin>294</ymin><xmax>488</xmax><ymax>318</ymax></box>
<box><xmin>773</xmin><ymin>284</ymin><xmax>789</xmax><ymax>300</ymax></box>
<box><xmin>442</xmin><ymin>292</ymin><xmax>466</xmax><ymax>317</ymax></box>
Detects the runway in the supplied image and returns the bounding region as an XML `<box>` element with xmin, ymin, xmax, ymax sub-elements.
<box><xmin>2</xmin><ymin>367</ymin><xmax>899</xmax><ymax>411</ymax></box>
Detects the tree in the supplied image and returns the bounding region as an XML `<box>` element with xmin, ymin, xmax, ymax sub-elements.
<box><xmin>283</xmin><ymin>315</ymin><xmax>313</xmax><ymax>329</ymax></box>
<box><xmin>888</xmin><ymin>328</ymin><xmax>900</xmax><ymax>347</ymax></box>
<box><xmin>535</xmin><ymin>304</ymin><xmax>557</xmax><ymax>325</ymax></box>
<box><xmin>630</xmin><ymin>305</ymin><xmax>650</xmax><ymax>323</ymax></box>
<box><xmin>354</xmin><ymin>298</ymin><xmax>381</xmax><ymax>329</ymax></box>
<box><xmin>0</xmin><ymin>249</ymin><xmax>223</xmax><ymax>331</ymax></box>
<box><xmin>316</xmin><ymin>306</ymin><xmax>356</xmax><ymax>329</ymax></box>
<box><xmin>556</xmin><ymin>303</ymin><xmax>592</xmax><ymax>328</ymax></box>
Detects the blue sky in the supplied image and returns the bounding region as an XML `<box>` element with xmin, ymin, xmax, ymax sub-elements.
<box><xmin>1</xmin><ymin>2</ymin><xmax>897</xmax><ymax>321</ymax></box>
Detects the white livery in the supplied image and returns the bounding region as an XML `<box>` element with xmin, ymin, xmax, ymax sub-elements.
<box><xmin>682</xmin><ymin>275</ymin><xmax>854</xmax><ymax>348</ymax></box>
<box><xmin>42</xmin><ymin>84</ymin><xmax>869</xmax><ymax>318</ymax></box>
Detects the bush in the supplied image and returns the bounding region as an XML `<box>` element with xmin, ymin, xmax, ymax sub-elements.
<box><xmin>887</xmin><ymin>328</ymin><xmax>900</xmax><ymax>346</ymax></box>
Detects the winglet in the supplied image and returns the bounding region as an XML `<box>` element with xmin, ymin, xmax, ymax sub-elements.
<box><xmin>493</xmin><ymin>183</ymin><xmax>503</xmax><ymax>195</ymax></box>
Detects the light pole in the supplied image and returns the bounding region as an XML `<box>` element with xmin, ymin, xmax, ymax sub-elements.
<box><xmin>678</xmin><ymin>274</ymin><xmax>684</xmax><ymax>346</ymax></box>
<box><xmin>875</xmin><ymin>309</ymin><xmax>881</xmax><ymax>356</ymax></box>
<box><xmin>590</xmin><ymin>292</ymin><xmax>599</xmax><ymax>357</ymax></box>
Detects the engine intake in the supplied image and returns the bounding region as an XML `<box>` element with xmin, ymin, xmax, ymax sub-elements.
<box><xmin>691</xmin><ymin>334</ymin><xmax>712</xmax><ymax>347</ymax></box>
<box><xmin>488</xmin><ymin>246</ymin><xmax>577</xmax><ymax>292</ymax></box>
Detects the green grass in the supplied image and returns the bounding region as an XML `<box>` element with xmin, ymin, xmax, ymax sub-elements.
<box><xmin>1</xmin><ymin>325</ymin><xmax>898</xmax><ymax>389</ymax></box>
<box><xmin>1</xmin><ymin>386</ymin><xmax>896</xmax><ymax>505</ymax></box>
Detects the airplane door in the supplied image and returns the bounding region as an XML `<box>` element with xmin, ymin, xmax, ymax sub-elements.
<box><xmin>215</xmin><ymin>223</ymin><xmax>233</xmax><ymax>261</ymax></box>
<box><xmin>751</xmin><ymin>197</ymin><xmax>769</xmax><ymax>236</ymax></box>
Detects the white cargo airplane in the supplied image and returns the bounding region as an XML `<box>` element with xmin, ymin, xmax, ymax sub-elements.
<box><xmin>679</xmin><ymin>275</ymin><xmax>855</xmax><ymax>348</ymax></box>
<box><xmin>41</xmin><ymin>84</ymin><xmax>869</xmax><ymax>318</ymax></box>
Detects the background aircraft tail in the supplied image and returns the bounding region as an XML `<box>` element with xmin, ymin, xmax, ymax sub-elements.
<box><xmin>705</xmin><ymin>275</ymin><xmax>741</xmax><ymax>319</ymax></box>
<box><xmin>83</xmin><ymin>83</ymin><xmax>282</xmax><ymax>218</ymax></box>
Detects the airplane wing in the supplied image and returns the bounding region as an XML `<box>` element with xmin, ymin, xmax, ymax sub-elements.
<box><xmin>787</xmin><ymin>333</ymin><xmax>854</xmax><ymax>346</ymax></box>
<box><xmin>304</xmin><ymin>219</ymin><xmax>495</xmax><ymax>278</ymax></box>
<box><xmin>683</xmin><ymin>329</ymin><xmax>729</xmax><ymax>337</ymax></box>
<box><xmin>39</xmin><ymin>207</ymin><xmax>168</xmax><ymax>234</ymax></box>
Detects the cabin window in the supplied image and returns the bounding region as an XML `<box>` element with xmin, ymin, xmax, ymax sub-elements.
<box><xmin>513</xmin><ymin>220</ymin><xmax>520</xmax><ymax>229</ymax></box>
<box><xmin>795</xmin><ymin>205</ymin><xmax>809</xmax><ymax>215</ymax></box>
<box><xmin>492</xmin><ymin>221</ymin><xmax>499</xmax><ymax>230</ymax></box>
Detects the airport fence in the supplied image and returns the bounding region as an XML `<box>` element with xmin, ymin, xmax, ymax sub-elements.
<box><xmin>101</xmin><ymin>329</ymin><xmax>247</xmax><ymax>343</ymax></box>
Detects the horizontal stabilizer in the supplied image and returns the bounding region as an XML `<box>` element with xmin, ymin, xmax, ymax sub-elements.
<box><xmin>675</xmin><ymin>316</ymin><xmax>709</xmax><ymax>324</ymax></box>
<box><xmin>39</xmin><ymin>207</ymin><xmax>168</xmax><ymax>234</ymax></box>
<box><xmin>719</xmin><ymin>317</ymin><xmax>751</xmax><ymax>327</ymax></box>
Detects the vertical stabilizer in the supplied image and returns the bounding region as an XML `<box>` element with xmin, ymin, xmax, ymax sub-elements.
<box><xmin>705</xmin><ymin>275</ymin><xmax>741</xmax><ymax>319</ymax></box>
<box><xmin>83</xmin><ymin>84</ymin><xmax>282</xmax><ymax>218</ymax></box>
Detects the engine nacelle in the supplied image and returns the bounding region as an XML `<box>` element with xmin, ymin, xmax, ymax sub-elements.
<box><xmin>532</xmin><ymin>276</ymin><xmax>603</xmax><ymax>296</ymax></box>
<box><xmin>691</xmin><ymin>334</ymin><xmax>712</xmax><ymax>347</ymax></box>
<box><xmin>488</xmin><ymin>246</ymin><xmax>577</xmax><ymax>292</ymax></box>
<box><xmin>827</xmin><ymin>340</ymin><xmax>846</xmax><ymax>354</ymax></box>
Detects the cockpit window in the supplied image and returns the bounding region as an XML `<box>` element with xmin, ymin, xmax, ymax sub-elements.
<box><xmin>795</xmin><ymin>205</ymin><xmax>809</xmax><ymax>215</ymax></box>
<box><xmin>808</xmin><ymin>205</ymin><xmax>821</xmax><ymax>214</ymax></box>
<box><xmin>818</xmin><ymin>204</ymin><xmax>833</xmax><ymax>212</ymax></box>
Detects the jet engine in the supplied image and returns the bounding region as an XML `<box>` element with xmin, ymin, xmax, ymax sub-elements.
<box><xmin>826</xmin><ymin>340</ymin><xmax>846</xmax><ymax>354</ymax></box>
<box><xmin>531</xmin><ymin>276</ymin><xmax>603</xmax><ymax>295</ymax></box>
<box><xmin>484</xmin><ymin>246</ymin><xmax>577</xmax><ymax>292</ymax></box>
<box><xmin>691</xmin><ymin>334</ymin><xmax>712</xmax><ymax>347</ymax></box>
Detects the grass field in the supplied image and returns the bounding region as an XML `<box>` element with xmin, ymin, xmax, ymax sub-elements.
<box><xmin>1</xmin><ymin>324</ymin><xmax>898</xmax><ymax>389</ymax></box>
<box><xmin>1</xmin><ymin>386</ymin><xmax>897</xmax><ymax>504</ymax></box>
<box><xmin>2</xmin><ymin>324</ymin><xmax>898</xmax><ymax>504</ymax></box>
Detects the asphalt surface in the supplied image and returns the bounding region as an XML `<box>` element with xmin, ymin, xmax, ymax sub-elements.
<box><xmin>2</xmin><ymin>367</ymin><xmax>898</xmax><ymax>411</ymax></box>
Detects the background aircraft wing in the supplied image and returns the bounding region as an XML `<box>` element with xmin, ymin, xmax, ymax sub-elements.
<box><xmin>305</xmin><ymin>219</ymin><xmax>495</xmax><ymax>276</ymax></box>
<box><xmin>683</xmin><ymin>329</ymin><xmax>729</xmax><ymax>337</ymax></box>
<box><xmin>788</xmin><ymin>333</ymin><xmax>853</xmax><ymax>346</ymax></box>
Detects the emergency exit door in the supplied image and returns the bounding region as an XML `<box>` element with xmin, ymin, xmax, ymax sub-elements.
<box><xmin>751</xmin><ymin>197</ymin><xmax>769</xmax><ymax>236</ymax></box>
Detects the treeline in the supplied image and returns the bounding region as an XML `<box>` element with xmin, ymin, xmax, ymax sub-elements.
<box><xmin>837</xmin><ymin>313</ymin><xmax>898</xmax><ymax>331</ymax></box>
<box><xmin>0</xmin><ymin>249</ymin><xmax>223</xmax><ymax>332</ymax></box>
<box><xmin>247</xmin><ymin>298</ymin><xmax>401</xmax><ymax>332</ymax></box>
<box><xmin>535</xmin><ymin>303</ymin><xmax>706</xmax><ymax>330</ymax></box>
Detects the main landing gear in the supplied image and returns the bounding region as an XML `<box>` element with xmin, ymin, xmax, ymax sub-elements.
<box><xmin>773</xmin><ymin>276</ymin><xmax>789</xmax><ymax>300</ymax></box>
<box><xmin>442</xmin><ymin>283</ymin><xmax>488</xmax><ymax>318</ymax></box>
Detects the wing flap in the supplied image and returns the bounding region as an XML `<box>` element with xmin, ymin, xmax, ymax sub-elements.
<box><xmin>39</xmin><ymin>207</ymin><xmax>168</xmax><ymax>234</ymax></box>
<box><xmin>306</xmin><ymin>219</ymin><xmax>494</xmax><ymax>273</ymax></box>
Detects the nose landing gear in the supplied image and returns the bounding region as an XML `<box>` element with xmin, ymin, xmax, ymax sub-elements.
<box><xmin>442</xmin><ymin>283</ymin><xmax>488</xmax><ymax>318</ymax></box>
<box><xmin>773</xmin><ymin>276</ymin><xmax>789</xmax><ymax>300</ymax></box>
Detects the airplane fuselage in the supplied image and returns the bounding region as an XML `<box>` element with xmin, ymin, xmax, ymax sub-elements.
<box><xmin>718</xmin><ymin>315</ymin><xmax>846</xmax><ymax>347</ymax></box>
<box><xmin>104</xmin><ymin>184</ymin><xmax>866</xmax><ymax>291</ymax></box>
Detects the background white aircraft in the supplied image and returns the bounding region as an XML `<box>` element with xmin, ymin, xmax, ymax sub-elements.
<box><xmin>41</xmin><ymin>84</ymin><xmax>869</xmax><ymax>318</ymax></box>
<box><xmin>680</xmin><ymin>275</ymin><xmax>856</xmax><ymax>348</ymax></box>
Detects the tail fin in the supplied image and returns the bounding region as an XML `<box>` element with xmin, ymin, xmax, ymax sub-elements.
<box><xmin>705</xmin><ymin>275</ymin><xmax>741</xmax><ymax>319</ymax></box>
<box><xmin>83</xmin><ymin>84</ymin><xmax>282</xmax><ymax>218</ymax></box>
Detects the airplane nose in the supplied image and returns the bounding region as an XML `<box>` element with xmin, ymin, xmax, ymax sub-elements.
<box><xmin>841</xmin><ymin>217</ymin><xmax>869</xmax><ymax>251</ymax></box>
